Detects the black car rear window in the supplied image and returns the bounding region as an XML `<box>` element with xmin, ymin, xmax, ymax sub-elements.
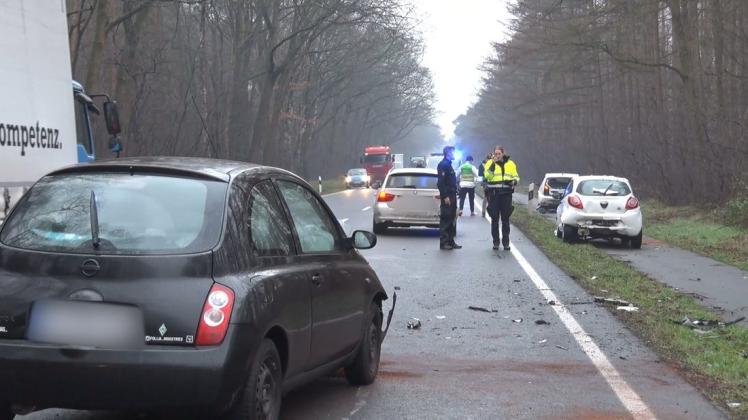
<box><xmin>576</xmin><ymin>180</ymin><xmax>631</xmax><ymax>196</ymax></box>
<box><xmin>0</xmin><ymin>173</ymin><xmax>227</xmax><ymax>255</ymax></box>
<box><xmin>386</xmin><ymin>173</ymin><xmax>438</xmax><ymax>189</ymax></box>
<box><xmin>546</xmin><ymin>177</ymin><xmax>572</xmax><ymax>189</ymax></box>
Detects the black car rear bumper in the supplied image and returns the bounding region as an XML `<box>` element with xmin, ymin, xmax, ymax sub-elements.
<box><xmin>0</xmin><ymin>325</ymin><xmax>256</xmax><ymax>412</ymax></box>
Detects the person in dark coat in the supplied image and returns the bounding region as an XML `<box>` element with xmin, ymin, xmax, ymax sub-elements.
<box><xmin>437</xmin><ymin>146</ymin><xmax>461</xmax><ymax>250</ymax></box>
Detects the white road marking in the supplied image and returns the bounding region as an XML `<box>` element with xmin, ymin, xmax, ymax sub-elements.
<box><xmin>361</xmin><ymin>206</ymin><xmax>372</xmax><ymax>212</ymax></box>
<box><xmin>323</xmin><ymin>189</ymin><xmax>353</xmax><ymax>197</ymax></box>
<box><xmin>477</xmin><ymin>197</ymin><xmax>656</xmax><ymax>419</ymax></box>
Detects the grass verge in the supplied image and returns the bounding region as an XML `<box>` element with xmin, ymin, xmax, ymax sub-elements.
<box><xmin>511</xmin><ymin>205</ymin><xmax>748</xmax><ymax>417</ymax></box>
<box><xmin>642</xmin><ymin>200</ymin><xmax>748</xmax><ymax>271</ymax></box>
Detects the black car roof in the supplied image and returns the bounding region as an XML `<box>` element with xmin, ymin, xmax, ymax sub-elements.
<box><xmin>48</xmin><ymin>156</ymin><xmax>274</xmax><ymax>182</ymax></box>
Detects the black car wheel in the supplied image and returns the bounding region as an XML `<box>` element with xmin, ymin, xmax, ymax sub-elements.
<box><xmin>629</xmin><ymin>231</ymin><xmax>643</xmax><ymax>249</ymax></box>
<box><xmin>562</xmin><ymin>224</ymin><xmax>578</xmax><ymax>243</ymax></box>
<box><xmin>345</xmin><ymin>302</ymin><xmax>382</xmax><ymax>386</ymax></box>
<box><xmin>225</xmin><ymin>339</ymin><xmax>282</xmax><ymax>420</ymax></box>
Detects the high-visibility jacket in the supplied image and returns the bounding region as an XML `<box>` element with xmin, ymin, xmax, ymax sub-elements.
<box><xmin>459</xmin><ymin>163</ymin><xmax>479</xmax><ymax>188</ymax></box>
<box><xmin>484</xmin><ymin>158</ymin><xmax>519</xmax><ymax>193</ymax></box>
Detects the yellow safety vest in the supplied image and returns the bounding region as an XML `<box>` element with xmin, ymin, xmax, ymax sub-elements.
<box><xmin>484</xmin><ymin>159</ymin><xmax>519</xmax><ymax>187</ymax></box>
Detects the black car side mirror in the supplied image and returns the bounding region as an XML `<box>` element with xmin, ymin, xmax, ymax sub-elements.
<box><xmin>103</xmin><ymin>101</ymin><xmax>122</xmax><ymax>135</ymax></box>
<box><xmin>350</xmin><ymin>230</ymin><xmax>377</xmax><ymax>250</ymax></box>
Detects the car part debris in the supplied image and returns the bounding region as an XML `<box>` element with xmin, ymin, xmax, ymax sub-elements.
<box><xmin>547</xmin><ymin>300</ymin><xmax>556</xmax><ymax>306</ymax></box>
<box><xmin>512</xmin><ymin>318</ymin><xmax>523</xmax><ymax>323</ymax></box>
<box><xmin>535</xmin><ymin>319</ymin><xmax>550</xmax><ymax>325</ymax></box>
<box><xmin>725</xmin><ymin>316</ymin><xmax>746</xmax><ymax>326</ymax></box>
<box><xmin>590</xmin><ymin>276</ymin><xmax>598</xmax><ymax>280</ymax></box>
<box><xmin>406</xmin><ymin>317</ymin><xmax>421</xmax><ymax>330</ymax></box>
<box><xmin>538</xmin><ymin>339</ymin><xmax>547</xmax><ymax>344</ymax></box>
<box><xmin>594</xmin><ymin>296</ymin><xmax>631</xmax><ymax>306</ymax></box>
<box><xmin>675</xmin><ymin>316</ymin><xmax>745</xmax><ymax>330</ymax></box>
<box><xmin>435</xmin><ymin>315</ymin><xmax>446</xmax><ymax>320</ymax></box>
<box><xmin>468</xmin><ymin>306</ymin><xmax>497</xmax><ymax>313</ymax></box>
<box><xmin>727</xmin><ymin>402</ymin><xmax>741</xmax><ymax>409</ymax></box>
<box><xmin>617</xmin><ymin>306</ymin><xmax>639</xmax><ymax>312</ymax></box>
<box><xmin>555</xmin><ymin>345</ymin><xmax>569</xmax><ymax>351</ymax></box>
<box><xmin>382</xmin><ymin>292</ymin><xmax>397</xmax><ymax>339</ymax></box>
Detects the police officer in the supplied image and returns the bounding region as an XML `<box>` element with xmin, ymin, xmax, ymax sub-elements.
<box><xmin>437</xmin><ymin>146</ymin><xmax>461</xmax><ymax>250</ymax></box>
<box><xmin>484</xmin><ymin>146</ymin><xmax>519</xmax><ymax>250</ymax></box>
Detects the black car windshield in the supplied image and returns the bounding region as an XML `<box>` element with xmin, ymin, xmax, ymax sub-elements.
<box><xmin>546</xmin><ymin>177</ymin><xmax>572</xmax><ymax>189</ymax></box>
<box><xmin>576</xmin><ymin>179</ymin><xmax>631</xmax><ymax>196</ymax></box>
<box><xmin>363</xmin><ymin>155</ymin><xmax>389</xmax><ymax>164</ymax></box>
<box><xmin>386</xmin><ymin>173</ymin><xmax>438</xmax><ymax>189</ymax></box>
<box><xmin>0</xmin><ymin>173</ymin><xmax>227</xmax><ymax>255</ymax></box>
<box><xmin>348</xmin><ymin>169</ymin><xmax>367</xmax><ymax>176</ymax></box>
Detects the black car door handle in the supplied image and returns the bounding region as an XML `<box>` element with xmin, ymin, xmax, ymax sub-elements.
<box><xmin>311</xmin><ymin>274</ymin><xmax>323</xmax><ymax>286</ymax></box>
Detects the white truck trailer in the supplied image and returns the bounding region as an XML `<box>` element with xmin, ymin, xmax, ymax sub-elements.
<box><xmin>0</xmin><ymin>1</ymin><xmax>121</xmax><ymax>222</ymax></box>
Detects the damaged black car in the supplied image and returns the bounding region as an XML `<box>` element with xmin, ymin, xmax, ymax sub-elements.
<box><xmin>0</xmin><ymin>157</ymin><xmax>393</xmax><ymax>419</ymax></box>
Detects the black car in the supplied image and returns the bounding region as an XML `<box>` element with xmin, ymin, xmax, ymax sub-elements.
<box><xmin>0</xmin><ymin>157</ymin><xmax>393</xmax><ymax>419</ymax></box>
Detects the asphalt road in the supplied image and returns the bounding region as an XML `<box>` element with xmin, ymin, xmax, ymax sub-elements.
<box><xmin>20</xmin><ymin>188</ymin><xmax>724</xmax><ymax>420</ymax></box>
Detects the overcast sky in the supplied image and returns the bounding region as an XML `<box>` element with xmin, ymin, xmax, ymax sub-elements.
<box><xmin>412</xmin><ymin>1</ymin><xmax>510</xmax><ymax>140</ymax></box>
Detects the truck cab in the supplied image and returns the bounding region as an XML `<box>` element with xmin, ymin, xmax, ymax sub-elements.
<box><xmin>361</xmin><ymin>146</ymin><xmax>394</xmax><ymax>187</ymax></box>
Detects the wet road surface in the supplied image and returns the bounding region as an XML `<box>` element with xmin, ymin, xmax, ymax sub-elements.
<box><xmin>21</xmin><ymin>188</ymin><xmax>724</xmax><ymax>419</ymax></box>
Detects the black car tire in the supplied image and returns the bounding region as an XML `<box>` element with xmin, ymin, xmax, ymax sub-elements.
<box><xmin>373</xmin><ymin>222</ymin><xmax>387</xmax><ymax>235</ymax></box>
<box><xmin>629</xmin><ymin>231</ymin><xmax>643</xmax><ymax>249</ymax></box>
<box><xmin>345</xmin><ymin>303</ymin><xmax>383</xmax><ymax>386</ymax></box>
<box><xmin>224</xmin><ymin>339</ymin><xmax>282</xmax><ymax>420</ymax></box>
<box><xmin>0</xmin><ymin>404</ymin><xmax>13</xmax><ymax>420</ymax></box>
<box><xmin>562</xmin><ymin>224</ymin><xmax>577</xmax><ymax>243</ymax></box>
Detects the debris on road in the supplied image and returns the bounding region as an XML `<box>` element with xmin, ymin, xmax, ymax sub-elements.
<box><xmin>394</xmin><ymin>286</ymin><xmax>401</xmax><ymax>291</ymax></box>
<box><xmin>535</xmin><ymin>319</ymin><xmax>550</xmax><ymax>325</ymax></box>
<box><xmin>547</xmin><ymin>300</ymin><xmax>556</xmax><ymax>306</ymax></box>
<box><xmin>468</xmin><ymin>305</ymin><xmax>498</xmax><ymax>313</ymax></box>
<box><xmin>435</xmin><ymin>315</ymin><xmax>446</xmax><ymax>320</ymax></box>
<box><xmin>538</xmin><ymin>339</ymin><xmax>547</xmax><ymax>344</ymax></box>
<box><xmin>513</xmin><ymin>279</ymin><xmax>521</xmax><ymax>283</ymax></box>
<box><xmin>568</xmin><ymin>301</ymin><xmax>594</xmax><ymax>305</ymax></box>
<box><xmin>617</xmin><ymin>306</ymin><xmax>639</xmax><ymax>312</ymax></box>
<box><xmin>407</xmin><ymin>318</ymin><xmax>421</xmax><ymax>330</ymax></box>
<box><xmin>555</xmin><ymin>345</ymin><xmax>569</xmax><ymax>351</ymax></box>
<box><xmin>675</xmin><ymin>316</ymin><xmax>745</xmax><ymax>330</ymax></box>
<box><xmin>512</xmin><ymin>318</ymin><xmax>523</xmax><ymax>323</ymax></box>
<box><xmin>725</xmin><ymin>316</ymin><xmax>746</xmax><ymax>326</ymax></box>
<box><xmin>594</xmin><ymin>296</ymin><xmax>631</xmax><ymax>306</ymax></box>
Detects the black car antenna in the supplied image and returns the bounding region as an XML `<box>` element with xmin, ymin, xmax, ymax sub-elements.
<box><xmin>90</xmin><ymin>190</ymin><xmax>100</xmax><ymax>249</ymax></box>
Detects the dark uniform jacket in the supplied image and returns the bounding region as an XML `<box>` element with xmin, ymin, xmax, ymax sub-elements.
<box><xmin>437</xmin><ymin>157</ymin><xmax>458</xmax><ymax>198</ymax></box>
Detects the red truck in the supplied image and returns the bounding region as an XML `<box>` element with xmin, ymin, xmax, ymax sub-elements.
<box><xmin>361</xmin><ymin>146</ymin><xmax>393</xmax><ymax>187</ymax></box>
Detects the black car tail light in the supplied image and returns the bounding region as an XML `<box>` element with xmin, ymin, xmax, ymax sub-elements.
<box><xmin>196</xmin><ymin>283</ymin><xmax>234</xmax><ymax>346</ymax></box>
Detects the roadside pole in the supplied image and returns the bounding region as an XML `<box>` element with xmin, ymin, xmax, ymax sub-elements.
<box><xmin>528</xmin><ymin>182</ymin><xmax>536</xmax><ymax>214</ymax></box>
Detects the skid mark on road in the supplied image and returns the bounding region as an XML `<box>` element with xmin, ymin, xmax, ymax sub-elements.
<box><xmin>477</xmin><ymin>197</ymin><xmax>656</xmax><ymax>419</ymax></box>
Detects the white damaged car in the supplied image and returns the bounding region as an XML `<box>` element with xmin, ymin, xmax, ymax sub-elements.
<box><xmin>555</xmin><ymin>175</ymin><xmax>643</xmax><ymax>248</ymax></box>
